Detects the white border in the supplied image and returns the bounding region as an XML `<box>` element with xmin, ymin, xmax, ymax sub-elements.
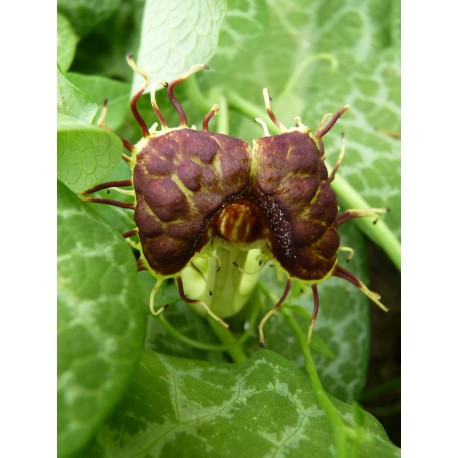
<box><xmin>1</xmin><ymin>2</ymin><xmax>56</xmax><ymax>456</ymax></box>
<box><xmin>402</xmin><ymin>0</ymin><xmax>458</xmax><ymax>456</ymax></box>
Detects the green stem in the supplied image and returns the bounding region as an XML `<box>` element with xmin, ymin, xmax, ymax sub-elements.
<box><xmin>157</xmin><ymin>298</ymin><xmax>259</xmax><ymax>355</ymax></box>
<box><xmin>184</xmin><ymin>74</ymin><xmax>213</xmax><ymax>112</ymax></box>
<box><xmin>280</xmin><ymin>53</ymin><xmax>338</xmax><ymax>99</ymax></box>
<box><xmin>205</xmin><ymin>247</ymin><xmax>260</xmax><ymax>318</ymax></box>
<box><xmin>282</xmin><ymin>308</ymin><xmax>348</xmax><ymax>458</ymax></box>
<box><xmin>216</xmin><ymin>94</ymin><xmax>229</xmax><ymax>135</ymax></box>
<box><xmin>227</xmin><ymin>90</ymin><xmax>281</xmax><ymax>133</ymax></box>
<box><xmin>207</xmin><ymin>318</ymin><xmax>248</xmax><ymax>362</ymax></box>
<box><xmin>184</xmin><ymin>77</ymin><xmax>230</xmax><ymax>137</ymax></box>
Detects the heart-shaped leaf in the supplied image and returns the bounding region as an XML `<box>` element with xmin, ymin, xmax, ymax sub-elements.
<box><xmin>65</xmin><ymin>73</ymin><xmax>130</xmax><ymax>130</ymax></box>
<box><xmin>57</xmin><ymin>67</ymin><xmax>97</xmax><ymax>123</ymax></box>
<box><xmin>57</xmin><ymin>12</ymin><xmax>79</xmax><ymax>72</ymax></box>
<box><xmin>132</xmin><ymin>0</ymin><xmax>227</xmax><ymax>93</ymax></box>
<box><xmin>85</xmin><ymin>349</ymin><xmax>400</xmax><ymax>457</ymax></box>
<box><xmin>57</xmin><ymin>114</ymin><xmax>124</xmax><ymax>193</ymax></box>
<box><xmin>57</xmin><ymin>181</ymin><xmax>145</xmax><ymax>457</ymax></box>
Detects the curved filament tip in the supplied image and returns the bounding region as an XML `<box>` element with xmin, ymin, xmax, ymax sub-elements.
<box><xmin>126</xmin><ymin>53</ymin><xmax>151</xmax><ymax>137</ymax></box>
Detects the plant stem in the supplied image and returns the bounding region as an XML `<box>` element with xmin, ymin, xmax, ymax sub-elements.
<box><xmin>282</xmin><ymin>308</ymin><xmax>349</xmax><ymax>458</ymax></box>
<box><xmin>227</xmin><ymin>90</ymin><xmax>281</xmax><ymax>133</ymax></box>
<box><xmin>280</xmin><ymin>53</ymin><xmax>338</xmax><ymax>100</ymax></box>
<box><xmin>156</xmin><ymin>314</ymin><xmax>247</xmax><ymax>353</ymax></box>
<box><xmin>183</xmin><ymin>74</ymin><xmax>213</xmax><ymax>112</ymax></box>
<box><xmin>216</xmin><ymin>94</ymin><xmax>229</xmax><ymax>135</ymax></box>
<box><xmin>207</xmin><ymin>318</ymin><xmax>248</xmax><ymax>363</ymax></box>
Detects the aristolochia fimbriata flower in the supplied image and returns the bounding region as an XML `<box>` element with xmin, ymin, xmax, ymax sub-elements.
<box><xmin>81</xmin><ymin>54</ymin><xmax>388</xmax><ymax>346</ymax></box>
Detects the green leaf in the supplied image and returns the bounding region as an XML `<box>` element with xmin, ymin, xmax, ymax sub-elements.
<box><xmin>202</xmin><ymin>0</ymin><xmax>268</xmax><ymax>84</ymax></box>
<box><xmin>57</xmin><ymin>12</ymin><xmax>79</xmax><ymax>72</ymax></box>
<box><xmin>66</xmin><ymin>0</ymin><xmax>145</xmax><ymax>81</ymax></box>
<box><xmin>132</xmin><ymin>0</ymin><xmax>227</xmax><ymax>93</ymax></box>
<box><xmin>390</xmin><ymin>0</ymin><xmax>401</xmax><ymax>47</ymax></box>
<box><xmin>57</xmin><ymin>0</ymin><xmax>123</xmax><ymax>37</ymax></box>
<box><xmin>89</xmin><ymin>349</ymin><xmax>400</xmax><ymax>457</ymax></box>
<box><xmin>57</xmin><ymin>68</ymin><xmax>98</xmax><ymax>123</ymax></box>
<box><xmin>57</xmin><ymin>181</ymin><xmax>145</xmax><ymax>457</ymax></box>
<box><xmin>65</xmin><ymin>73</ymin><xmax>130</xmax><ymax>130</ymax></box>
<box><xmin>57</xmin><ymin>114</ymin><xmax>124</xmax><ymax>193</ymax></box>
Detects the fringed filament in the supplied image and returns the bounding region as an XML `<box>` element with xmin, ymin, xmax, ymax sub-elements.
<box><xmin>315</xmin><ymin>104</ymin><xmax>349</xmax><ymax>140</ymax></box>
<box><xmin>232</xmin><ymin>261</ymin><xmax>265</xmax><ymax>275</ymax></box>
<box><xmin>307</xmin><ymin>284</ymin><xmax>320</xmax><ymax>343</ymax></box>
<box><xmin>97</xmin><ymin>99</ymin><xmax>110</xmax><ymax>130</ymax></box>
<box><xmin>263</xmin><ymin>88</ymin><xmax>287</xmax><ymax>132</ymax></box>
<box><xmin>81</xmin><ymin>197</ymin><xmax>134</xmax><ymax>209</ymax></box>
<box><xmin>123</xmin><ymin>228</ymin><xmax>138</xmax><ymax>239</ymax></box>
<box><xmin>258</xmin><ymin>278</ymin><xmax>292</xmax><ymax>347</ymax></box>
<box><xmin>81</xmin><ymin>179</ymin><xmax>132</xmax><ymax>196</ymax></box>
<box><xmin>337</xmin><ymin>208</ymin><xmax>388</xmax><ymax>227</ymax></box>
<box><xmin>136</xmin><ymin>258</ymin><xmax>147</xmax><ymax>272</ymax></box>
<box><xmin>190</xmin><ymin>262</ymin><xmax>213</xmax><ymax>296</ymax></box>
<box><xmin>329</xmin><ymin>133</ymin><xmax>346</xmax><ymax>182</ymax></box>
<box><xmin>151</xmin><ymin>81</ymin><xmax>169</xmax><ymax>129</ymax></box>
<box><xmin>333</xmin><ymin>265</ymin><xmax>388</xmax><ymax>312</ymax></box>
<box><xmin>121</xmin><ymin>138</ymin><xmax>134</xmax><ymax>153</ymax></box>
<box><xmin>339</xmin><ymin>245</ymin><xmax>355</xmax><ymax>262</ymax></box>
<box><xmin>126</xmin><ymin>53</ymin><xmax>151</xmax><ymax>138</ymax></box>
<box><xmin>176</xmin><ymin>276</ymin><xmax>230</xmax><ymax>329</ymax></box>
<box><xmin>254</xmin><ymin>117</ymin><xmax>270</xmax><ymax>137</ymax></box>
<box><xmin>168</xmin><ymin>64</ymin><xmax>209</xmax><ymax>127</ymax></box>
<box><xmin>149</xmin><ymin>278</ymin><xmax>167</xmax><ymax>315</ymax></box>
<box><xmin>317</xmin><ymin>112</ymin><xmax>334</xmax><ymax>132</ymax></box>
<box><xmin>202</xmin><ymin>104</ymin><xmax>219</xmax><ymax>131</ymax></box>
